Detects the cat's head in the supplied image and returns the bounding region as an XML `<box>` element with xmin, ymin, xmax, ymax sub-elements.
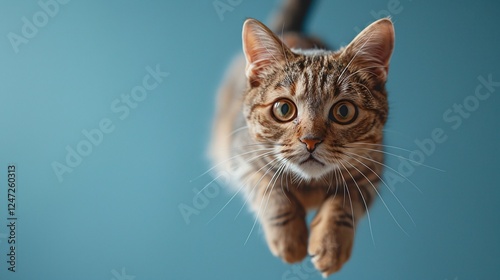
<box><xmin>241</xmin><ymin>18</ymin><xmax>394</xmax><ymax>181</ymax></box>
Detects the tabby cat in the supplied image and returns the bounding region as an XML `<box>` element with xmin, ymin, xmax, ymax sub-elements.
<box><xmin>209</xmin><ymin>0</ymin><xmax>394</xmax><ymax>276</ymax></box>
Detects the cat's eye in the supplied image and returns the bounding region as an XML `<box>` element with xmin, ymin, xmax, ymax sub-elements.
<box><xmin>272</xmin><ymin>99</ymin><xmax>297</xmax><ymax>122</ymax></box>
<box><xmin>329</xmin><ymin>100</ymin><xmax>358</xmax><ymax>124</ymax></box>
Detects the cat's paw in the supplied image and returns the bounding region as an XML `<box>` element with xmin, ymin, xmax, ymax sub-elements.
<box><xmin>264</xmin><ymin>217</ymin><xmax>308</xmax><ymax>263</ymax></box>
<box><xmin>308</xmin><ymin>221</ymin><xmax>354</xmax><ymax>277</ymax></box>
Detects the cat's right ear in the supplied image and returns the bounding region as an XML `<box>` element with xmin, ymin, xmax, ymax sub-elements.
<box><xmin>341</xmin><ymin>18</ymin><xmax>394</xmax><ymax>83</ymax></box>
<box><xmin>242</xmin><ymin>18</ymin><xmax>292</xmax><ymax>87</ymax></box>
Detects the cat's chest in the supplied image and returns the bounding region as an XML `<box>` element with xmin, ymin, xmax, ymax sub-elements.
<box><xmin>290</xmin><ymin>182</ymin><xmax>331</xmax><ymax>209</ymax></box>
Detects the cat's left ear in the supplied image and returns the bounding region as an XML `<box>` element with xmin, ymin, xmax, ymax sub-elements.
<box><xmin>341</xmin><ymin>18</ymin><xmax>395</xmax><ymax>83</ymax></box>
<box><xmin>242</xmin><ymin>18</ymin><xmax>293</xmax><ymax>87</ymax></box>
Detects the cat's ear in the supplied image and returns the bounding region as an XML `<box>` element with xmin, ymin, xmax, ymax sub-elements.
<box><xmin>341</xmin><ymin>18</ymin><xmax>394</xmax><ymax>83</ymax></box>
<box><xmin>242</xmin><ymin>18</ymin><xmax>292</xmax><ymax>87</ymax></box>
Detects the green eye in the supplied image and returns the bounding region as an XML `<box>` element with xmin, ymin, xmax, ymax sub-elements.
<box><xmin>272</xmin><ymin>99</ymin><xmax>296</xmax><ymax>122</ymax></box>
<box><xmin>329</xmin><ymin>100</ymin><xmax>358</xmax><ymax>124</ymax></box>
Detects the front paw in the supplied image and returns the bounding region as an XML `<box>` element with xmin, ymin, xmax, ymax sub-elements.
<box><xmin>308</xmin><ymin>219</ymin><xmax>354</xmax><ymax>277</ymax></box>
<box><xmin>264</xmin><ymin>216</ymin><xmax>308</xmax><ymax>263</ymax></box>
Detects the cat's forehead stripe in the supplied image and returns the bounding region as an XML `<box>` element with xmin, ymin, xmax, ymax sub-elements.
<box><xmin>294</xmin><ymin>60</ymin><xmax>335</xmax><ymax>105</ymax></box>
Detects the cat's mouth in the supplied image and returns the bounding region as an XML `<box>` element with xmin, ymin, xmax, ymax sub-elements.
<box><xmin>290</xmin><ymin>154</ymin><xmax>332</xmax><ymax>180</ymax></box>
<box><xmin>300</xmin><ymin>155</ymin><xmax>324</xmax><ymax>166</ymax></box>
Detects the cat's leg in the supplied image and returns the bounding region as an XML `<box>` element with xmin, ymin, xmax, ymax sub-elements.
<box><xmin>250</xmin><ymin>175</ymin><xmax>308</xmax><ymax>263</ymax></box>
<box><xmin>308</xmin><ymin>188</ymin><xmax>369</xmax><ymax>276</ymax></box>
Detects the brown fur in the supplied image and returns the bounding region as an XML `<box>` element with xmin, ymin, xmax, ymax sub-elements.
<box><xmin>209</xmin><ymin>16</ymin><xmax>394</xmax><ymax>277</ymax></box>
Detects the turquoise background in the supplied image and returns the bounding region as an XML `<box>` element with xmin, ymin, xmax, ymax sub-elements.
<box><xmin>0</xmin><ymin>0</ymin><xmax>499</xmax><ymax>279</ymax></box>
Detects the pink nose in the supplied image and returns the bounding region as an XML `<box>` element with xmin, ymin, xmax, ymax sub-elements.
<box><xmin>300</xmin><ymin>137</ymin><xmax>323</xmax><ymax>152</ymax></box>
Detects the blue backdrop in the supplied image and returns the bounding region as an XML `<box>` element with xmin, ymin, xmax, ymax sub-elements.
<box><xmin>0</xmin><ymin>1</ymin><xmax>499</xmax><ymax>279</ymax></box>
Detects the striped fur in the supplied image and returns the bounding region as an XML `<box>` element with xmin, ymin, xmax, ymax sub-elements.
<box><xmin>209</xmin><ymin>4</ymin><xmax>394</xmax><ymax>276</ymax></box>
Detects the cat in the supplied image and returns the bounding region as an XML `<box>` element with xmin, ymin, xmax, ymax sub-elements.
<box><xmin>209</xmin><ymin>0</ymin><xmax>394</xmax><ymax>276</ymax></box>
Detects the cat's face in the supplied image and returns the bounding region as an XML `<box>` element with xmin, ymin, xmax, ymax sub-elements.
<box><xmin>242</xmin><ymin>19</ymin><xmax>394</xmax><ymax>180</ymax></box>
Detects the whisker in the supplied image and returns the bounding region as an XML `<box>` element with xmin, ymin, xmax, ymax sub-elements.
<box><xmin>228</xmin><ymin>125</ymin><xmax>249</xmax><ymax>137</ymax></box>
<box><xmin>340</xmin><ymin>156</ymin><xmax>410</xmax><ymax>236</ymax></box>
<box><xmin>196</xmin><ymin>173</ymin><xmax>223</xmax><ymax>195</ymax></box>
<box><xmin>234</xmin><ymin>157</ymin><xmax>282</xmax><ymax>220</ymax></box>
<box><xmin>326</xmin><ymin>169</ymin><xmax>334</xmax><ymax>194</ymax></box>
<box><xmin>336</xmin><ymin>159</ymin><xmax>373</xmax><ymax>244</ymax></box>
<box><xmin>244</xmin><ymin>160</ymin><xmax>286</xmax><ymax>245</ymax></box>
<box><xmin>279</xmin><ymin>160</ymin><xmax>292</xmax><ymax>205</ymax></box>
<box><xmin>207</xmin><ymin>184</ymin><xmax>241</xmax><ymax>224</ymax></box>
<box><xmin>190</xmin><ymin>148</ymin><xmax>276</xmax><ymax>182</ymax></box>
<box><xmin>207</xmin><ymin>150</ymin><xmax>283</xmax><ymax>224</ymax></box>
<box><xmin>342</xmin><ymin>153</ymin><xmax>416</xmax><ymax>227</ymax></box>
<box><xmin>347</xmin><ymin>146</ymin><xmax>445</xmax><ymax>172</ymax></box>
<box><xmin>201</xmin><ymin>148</ymin><xmax>283</xmax><ymax>224</ymax></box>
<box><xmin>284</xmin><ymin>162</ymin><xmax>291</xmax><ymax>192</ymax></box>
<box><xmin>349</xmin><ymin>142</ymin><xmax>416</xmax><ymax>154</ymax></box>
<box><xmin>233</xmin><ymin>142</ymin><xmax>285</xmax><ymax>149</ymax></box>
<box><xmin>206</xmin><ymin>153</ymin><xmax>276</xmax><ymax>222</ymax></box>
<box><xmin>321</xmin><ymin>174</ymin><xmax>330</xmax><ymax>187</ymax></box>
<box><xmin>345</xmin><ymin>151</ymin><xmax>422</xmax><ymax>194</ymax></box>
<box><xmin>259</xmin><ymin>161</ymin><xmax>287</xmax><ymax>217</ymax></box>
<box><xmin>331</xmin><ymin>167</ymin><xmax>342</xmax><ymax>199</ymax></box>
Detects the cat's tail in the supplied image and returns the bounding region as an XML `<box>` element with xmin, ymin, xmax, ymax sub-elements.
<box><xmin>269</xmin><ymin>0</ymin><xmax>316</xmax><ymax>34</ymax></box>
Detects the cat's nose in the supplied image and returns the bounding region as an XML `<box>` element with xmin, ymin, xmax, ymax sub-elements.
<box><xmin>300</xmin><ymin>136</ymin><xmax>323</xmax><ymax>152</ymax></box>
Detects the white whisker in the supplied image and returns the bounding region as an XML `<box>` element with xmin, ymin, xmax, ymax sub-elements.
<box><xmin>348</xmin><ymin>144</ymin><xmax>445</xmax><ymax>172</ymax></box>
<box><xmin>228</xmin><ymin>125</ymin><xmax>249</xmax><ymax>137</ymax></box>
<box><xmin>244</xmin><ymin>160</ymin><xmax>286</xmax><ymax>245</ymax></box>
<box><xmin>234</xmin><ymin>157</ymin><xmax>282</xmax><ymax>220</ymax></box>
<box><xmin>207</xmin><ymin>152</ymin><xmax>281</xmax><ymax>223</ymax></box>
<box><xmin>336</xmin><ymin>159</ymin><xmax>373</xmax><ymax>244</ymax></box>
<box><xmin>343</xmin><ymin>152</ymin><xmax>416</xmax><ymax>227</ymax></box>
<box><xmin>190</xmin><ymin>148</ymin><xmax>276</xmax><ymax>182</ymax></box>
<box><xmin>196</xmin><ymin>174</ymin><xmax>223</xmax><ymax>195</ymax></box>
<box><xmin>345</xmin><ymin>151</ymin><xmax>422</xmax><ymax>194</ymax></box>
<box><xmin>340</xmin><ymin>156</ymin><xmax>409</xmax><ymax>237</ymax></box>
